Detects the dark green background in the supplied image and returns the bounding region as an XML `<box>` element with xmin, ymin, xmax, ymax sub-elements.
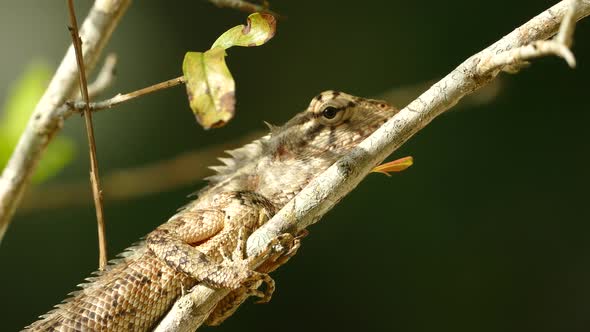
<box><xmin>1</xmin><ymin>1</ymin><xmax>590</xmax><ymax>331</ymax></box>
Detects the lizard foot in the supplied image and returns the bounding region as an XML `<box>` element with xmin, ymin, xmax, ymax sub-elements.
<box><xmin>242</xmin><ymin>271</ymin><xmax>275</xmax><ymax>304</ymax></box>
<box><xmin>205</xmin><ymin>231</ymin><xmax>308</xmax><ymax>325</ymax></box>
<box><xmin>246</xmin><ymin>232</ymin><xmax>299</xmax><ymax>303</ymax></box>
<box><xmin>208</xmin><ymin>232</ymin><xmax>298</xmax><ymax>304</ymax></box>
<box><xmin>209</xmin><ymin>228</ymin><xmax>277</xmax><ymax>303</ymax></box>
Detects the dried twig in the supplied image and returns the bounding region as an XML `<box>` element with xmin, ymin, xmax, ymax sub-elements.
<box><xmin>66</xmin><ymin>0</ymin><xmax>108</xmax><ymax>269</ymax></box>
<box><xmin>0</xmin><ymin>0</ymin><xmax>131</xmax><ymax>242</ymax></box>
<box><xmin>63</xmin><ymin>76</ymin><xmax>185</xmax><ymax>116</ymax></box>
<box><xmin>156</xmin><ymin>1</ymin><xmax>590</xmax><ymax>331</ymax></box>
<box><xmin>207</xmin><ymin>0</ymin><xmax>282</xmax><ymax>18</ymax></box>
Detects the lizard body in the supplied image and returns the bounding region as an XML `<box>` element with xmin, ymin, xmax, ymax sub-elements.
<box><xmin>24</xmin><ymin>91</ymin><xmax>398</xmax><ymax>331</ymax></box>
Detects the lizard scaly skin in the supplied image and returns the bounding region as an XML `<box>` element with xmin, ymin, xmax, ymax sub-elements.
<box><xmin>24</xmin><ymin>91</ymin><xmax>398</xmax><ymax>331</ymax></box>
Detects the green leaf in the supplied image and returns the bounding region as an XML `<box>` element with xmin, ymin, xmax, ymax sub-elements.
<box><xmin>211</xmin><ymin>13</ymin><xmax>276</xmax><ymax>50</ymax></box>
<box><xmin>0</xmin><ymin>61</ymin><xmax>75</xmax><ymax>183</ymax></box>
<box><xmin>183</xmin><ymin>48</ymin><xmax>235</xmax><ymax>129</ymax></box>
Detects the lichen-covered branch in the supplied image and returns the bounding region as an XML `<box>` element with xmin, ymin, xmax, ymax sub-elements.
<box><xmin>477</xmin><ymin>0</ymin><xmax>581</xmax><ymax>74</ymax></box>
<box><xmin>86</xmin><ymin>53</ymin><xmax>118</xmax><ymax>99</ymax></box>
<box><xmin>0</xmin><ymin>0</ymin><xmax>131</xmax><ymax>241</ymax></box>
<box><xmin>156</xmin><ymin>1</ymin><xmax>590</xmax><ymax>330</ymax></box>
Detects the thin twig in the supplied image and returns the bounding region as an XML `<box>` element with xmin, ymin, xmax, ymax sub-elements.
<box><xmin>207</xmin><ymin>0</ymin><xmax>283</xmax><ymax>19</ymax></box>
<box><xmin>63</xmin><ymin>76</ymin><xmax>186</xmax><ymax>116</ymax></box>
<box><xmin>156</xmin><ymin>1</ymin><xmax>590</xmax><ymax>330</ymax></box>
<box><xmin>0</xmin><ymin>0</ymin><xmax>131</xmax><ymax>242</ymax></box>
<box><xmin>64</xmin><ymin>73</ymin><xmax>500</xmax><ymax>119</ymax></box>
<box><xmin>67</xmin><ymin>0</ymin><xmax>108</xmax><ymax>270</ymax></box>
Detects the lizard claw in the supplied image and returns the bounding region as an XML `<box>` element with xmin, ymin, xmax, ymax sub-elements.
<box><xmin>240</xmin><ymin>233</ymin><xmax>298</xmax><ymax>304</ymax></box>
<box><xmin>244</xmin><ymin>272</ymin><xmax>275</xmax><ymax>304</ymax></box>
<box><xmin>237</xmin><ymin>270</ymin><xmax>275</xmax><ymax>304</ymax></box>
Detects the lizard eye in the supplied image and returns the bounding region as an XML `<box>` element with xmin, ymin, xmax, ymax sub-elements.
<box><xmin>320</xmin><ymin>106</ymin><xmax>345</xmax><ymax>125</ymax></box>
<box><xmin>322</xmin><ymin>106</ymin><xmax>339</xmax><ymax>119</ymax></box>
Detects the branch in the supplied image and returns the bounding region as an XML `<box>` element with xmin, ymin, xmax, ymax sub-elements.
<box><xmin>0</xmin><ymin>0</ymin><xmax>131</xmax><ymax>242</ymax></box>
<box><xmin>70</xmin><ymin>53</ymin><xmax>118</xmax><ymax>100</ymax></box>
<box><xmin>375</xmin><ymin>77</ymin><xmax>502</xmax><ymax>110</ymax></box>
<box><xmin>156</xmin><ymin>1</ymin><xmax>590</xmax><ymax>330</ymax></box>
<box><xmin>86</xmin><ymin>53</ymin><xmax>118</xmax><ymax>99</ymax></box>
<box><xmin>477</xmin><ymin>0</ymin><xmax>580</xmax><ymax>74</ymax></box>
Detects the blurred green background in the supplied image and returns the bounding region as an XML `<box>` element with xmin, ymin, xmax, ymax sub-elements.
<box><xmin>1</xmin><ymin>1</ymin><xmax>590</xmax><ymax>331</ymax></box>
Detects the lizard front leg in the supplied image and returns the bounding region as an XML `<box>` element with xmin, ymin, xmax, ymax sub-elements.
<box><xmin>206</xmin><ymin>230</ymin><xmax>307</xmax><ymax>326</ymax></box>
<box><xmin>146</xmin><ymin>192</ymin><xmax>277</xmax><ymax>299</ymax></box>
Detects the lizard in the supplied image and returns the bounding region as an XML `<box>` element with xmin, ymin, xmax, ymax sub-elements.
<box><xmin>24</xmin><ymin>90</ymin><xmax>399</xmax><ymax>331</ymax></box>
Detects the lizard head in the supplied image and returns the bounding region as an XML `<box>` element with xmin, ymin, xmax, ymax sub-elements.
<box><xmin>204</xmin><ymin>91</ymin><xmax>398</xmax><ymax>205</ymax></box>
<box><xmin>272</xmin><ymin>90</ymin><xmax>399</xmax><ymax>160</ymax></box>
